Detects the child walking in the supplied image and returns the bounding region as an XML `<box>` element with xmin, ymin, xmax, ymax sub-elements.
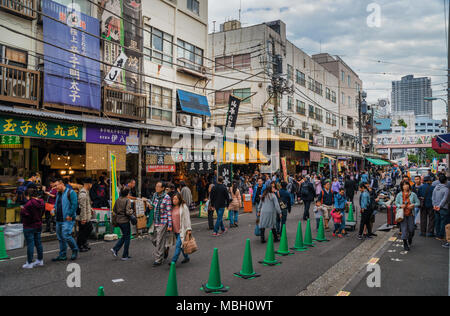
<box><xmin>331</xmin><ymin>208</ymin><xmax>344</xmax><ymax>238</ymax></box>
<box><xmin>313</xmin><ymin>200</ymin><xmax>326</xmax><ymax>231</ymax></box>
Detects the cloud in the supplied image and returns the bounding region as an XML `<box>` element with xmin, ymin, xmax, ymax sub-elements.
<box><xmin>209</xmin><ymin>0</ymin><xmax>447</xmax><ymax>119</ymax></box>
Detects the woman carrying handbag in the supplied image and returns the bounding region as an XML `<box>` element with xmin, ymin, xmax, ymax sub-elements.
<box><xmin>395</xmin><ymin>181</ymin><xmax>420</xmax><ymax>251</ymax></box>
<box><xmin>169</xmin><ymin>192</ymin><xmax>193</xmax><ymax>265</ymax></box>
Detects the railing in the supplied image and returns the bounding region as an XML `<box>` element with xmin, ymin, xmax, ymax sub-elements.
<box><xmin>103</xmin><ymin>86</ymin><xmax>146</xmax><ymax>121</ymax></box>
<box><xmin>0</xmin><ymin>63</ymin><xmax>40</xmax><ymax>107</ymax></box>
<box><xmin>0</xmin><ymin>0</ymin><xmax>36</xmax><ymax>19</ymax></box>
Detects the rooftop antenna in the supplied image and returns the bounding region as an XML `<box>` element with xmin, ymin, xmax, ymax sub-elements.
<box><xmin>239</xmin><ymin>0</ymin><xmax>242</xmax><ymax>21</ymax></box>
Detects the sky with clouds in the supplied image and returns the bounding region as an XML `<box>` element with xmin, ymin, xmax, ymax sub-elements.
<box><xmin>209</xmin><ymin>0</ymin><xmax>449</xmax><ymax>120</ymax></box>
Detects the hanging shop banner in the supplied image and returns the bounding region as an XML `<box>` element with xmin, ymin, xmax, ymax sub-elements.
<box><xmin>0</xmin><ymin>116</ymin><xmax>83</xmax><ymax>141</ymax></box>
<box><xmin>86</xmin><ymin>125</ymin><xmax>139</xmax><ymax>146</ymax></box>
<box><xmin>218</xmin><ymin>164</ymin><xmax>233</xmax><ymax>187</ymax></box>
<box><xmin>101</xmin><ymin>0</ymin><xmax>143</xmax><ymax>92</ymax></box>
<box><xmin>146</xmin><ymin>165</ymin><xmax>176</xmax><ymax>173</ymax></box>
<box><xmin>43</xmin><ymin>0</ymin><xmax>101</xmax><ymax>110</ymax></box>
<box><xmin>110</xmin><ymin>153</ymin><xmax>119</xmax><ymax>210</ymax></box>
<box><xmin>295</xmin><ymin>141</ymin><xmax>309</xmax><ymax>152</ymax></box>
<box><xmin>310</xmin><ymin>151</ymin><xmax>321</xmax><ymax>163</ymax></box>
<box><xmin>225</xmin><ymin>95</ymin><xmax>241</xmax><ymax>129</ymax></box>
<box><xmin>0</xmin><ymin>135</ymin><xmax>22</xmax><ymax>148</ymax></box>
<box><xmin>104</xmin><ymin>51</ymin><xmax>128</xmax><ymax>85</ymax></box>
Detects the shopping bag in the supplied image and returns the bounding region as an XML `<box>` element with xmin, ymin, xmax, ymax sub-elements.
<box><xmin>446</xmin><ymin>224</ymin><xmax>450</xmax><ymax>243</ymax></box>
<box><xmin>45</xmin><ymin>203</ymin><xmax>54</xmax><ymax>212</ymax></box>
<box><xmin>395</xmin><ymin>208</ymin><xmax>404</xmax><ymax>223</ymax></box>
<box><xmin>254</xmin><ymin>224</ymin><xmax>261</xmax><ymax>236</ymax></box>
<box><xmin>199</xmin><ymin>202</ymin><xmax>209</xmax><ymax>218</ymax></box>
<box><xmin>182</xmin><ymin>231</ymin><xmax>198</xmax><ymax>255</ymax></box>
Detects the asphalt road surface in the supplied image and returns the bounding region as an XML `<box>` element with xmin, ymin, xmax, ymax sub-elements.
<box><xmin>0</xmin><ymin>199</ymin><xmax>448</xmax><ymax>296</ymax></box>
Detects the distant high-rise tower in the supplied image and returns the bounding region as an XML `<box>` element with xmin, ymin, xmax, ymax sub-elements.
<box><xmin>391</xmin><ymin>75</ymin><xmax>432</xmax><ymax>117</ymax></box>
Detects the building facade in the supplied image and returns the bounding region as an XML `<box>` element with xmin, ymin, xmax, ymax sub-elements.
<box><xmin>391</xmin><ymin>75</ymin><xmax>432</xmax><ymax>117</ymax></box>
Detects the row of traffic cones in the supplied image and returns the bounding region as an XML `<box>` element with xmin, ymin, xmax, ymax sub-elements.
<box><xmin>96</xmin><ymin>204</ymin><xmax>357</xmax><ymax>296</ymax></box>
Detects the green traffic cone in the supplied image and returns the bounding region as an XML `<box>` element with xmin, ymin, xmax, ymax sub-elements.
<box><xmin>303</xmin><ymin>219</ymin><xmax>315</xmax><ymax>247</ymax></box>
<box><xmin>234</xmin><ymin>239</ymin><xmax>260</xmax><ymax>279</ymax></box>
<box><xmin>201</xmin><ymin>248</ymin><xmax>229</xmax><ymax>293</ymax></box>
<box><xmin>113</xmin><ymin>227</ymin><xmax>122</xmax><ymax>239</ymax></box>
<box><xmin>104</xmin><ymin>214</ymin><xmax>111</xmax><ymax>234</ymax></box>
<box><xmin>0</xmin><ymin>227</ymin><xmax>9</xmax><ymax>260</ymax></box>
<box><xmin>291</xmin><ymin>221</ymin><xmax>307</xmax><ymax>252</ymax></box>
<box><xmin>258</xmin><ymin>231</ymin><xmax>282</xmax><ymax>266</ymax></box>
<box><xmin>276</xmin><ymin>224</ymin><xmax>294</xmax><ymax>256</ymax></box>
<box><xmin>97</xmin><ymin>286</ymin><xmax>105</xmax><ymax>296</ymax></box>
<box><xmin>166</xmin><ymin>262</ymin><xmax>178</xmax><ymax>296</ymax></box>
<box><xmin>315</xmin><ymin>217</ymin><xmax>329</xmax><ymax>242</ymax></box>
<box><xmin>347</xmin><ymin>203</ymin><xmax>356</xmax><ymax>222</ymax></box>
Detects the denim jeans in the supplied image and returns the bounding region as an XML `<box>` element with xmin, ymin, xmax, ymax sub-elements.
<box><xmin>276</xmin><ymin>209</ymin><xmax>288</xmax><ymax>234</ymax></box>
<box><xmin>23</xmin><ymin>227</ymin><xmax>43</xmax><ymax>264</ymax></box>
<box><xmin>56</xmin><ymin>221</ymin><xmax>78</xmax><ymax>257</ymax></box>
<box><xmin>435</xmin><ymin>208</ymin><xmax>449</xmax><ymax>238</ymax></box>
<box><xmin>229</xmin><ymin>210</ymin><xmax>239</xmax><ymax>225</ymax></box>
<box><xmin>303</xmin><ymin>201</ymin><xmax>312</xmax><ymax>220</ymax></box>
<box><xmin>113</xmin><ymin>222</ymin><xmax>131</xmax><ymax>258</ymax></box>
<box><xmin>214</xmin><ymin>208</ymin><xmax>226</xmax><ymax>233</ymax></box>
<box><xmin>316</xmin><ymin>218</ymin><xmax>321</xmax><ymax>231</ymax></box>
<box><xmin>290</xmin><ymin>193</ymin><xmax>295</xmax><ymax>205</ymax></box>
<box><xmin>171</xmin><ymin>233</ymin><xmax>189</xmax><ymax>263</ymax></box>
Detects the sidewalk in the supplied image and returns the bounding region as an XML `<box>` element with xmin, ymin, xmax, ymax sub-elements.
<box><xmin>349</xmin><ymin>233</ymin><xmax>449</xmax><ymax>296</ymax></box>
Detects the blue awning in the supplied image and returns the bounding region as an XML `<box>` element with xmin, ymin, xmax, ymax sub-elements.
<box><xmin>177</xmin><ymin>89</ymin><xmax>211</xmax><ymax>117</ymax></box>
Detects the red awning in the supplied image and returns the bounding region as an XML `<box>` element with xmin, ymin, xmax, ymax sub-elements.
<box><xmin>432</xmin><ymin>134</ymin><xmax>450</xmax><ymax>154</ymax></box>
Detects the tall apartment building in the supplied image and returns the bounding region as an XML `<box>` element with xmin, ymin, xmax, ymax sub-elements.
<box><xmin>208</xmin><ymin>20</ymin><xmax>363</xmax><ymax>174</ymax></box>
<box><xmin>391</xmin><ymin>75</ymin><xmax>432</xmax><ymax>117</ymax></box>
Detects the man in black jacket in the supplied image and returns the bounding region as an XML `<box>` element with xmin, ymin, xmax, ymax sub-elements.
<box><xmin>210</xmin><ymin>176</ymin><xmax>230</xmax><ymax>236</ymax></box>
<box><xmin>300</xmin><ymin>177</ymin><xmax>315</xmax><ymax>221</ymax></box>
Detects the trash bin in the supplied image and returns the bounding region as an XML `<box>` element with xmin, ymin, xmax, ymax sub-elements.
<box><xmin>243</xmin><ymin>194</ymin><xmax>253</xmax><ymax>213</ymax></box>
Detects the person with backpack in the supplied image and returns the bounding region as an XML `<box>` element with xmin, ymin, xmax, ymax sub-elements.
<box><xmin>318</xmin><ymin>181</ymin><xmax>334</xmax><ymax>230</ymax></box>
<box><xmin>111</xmin><ymin>188</ymin><xmax>135</xmax><ymax>261</ymax></box>
<box><xmin>276</xmin><ymin>182</ymin><xmax>292</xmax><ymax>235</ymax></box>
<box><xmin>16</xmin><ymin>173</ymin><xmax>38</xmax><ymax>206</ymax></box>
<box><xmin>52</xmin><ymin>179</ymin><xmax>79</xmax><ymax>262</ymax></box>
<box><xmin>77</xmin><ymin>178</ymin><xmax>94</xmax><ymax>253</ymax></box>
<box><xmin>300</xmin><ymin>176</ymin><xmax>315</xmax><ymax>221</ymax></box>
<box><xmin>210</xmin><ymin>177</ymin><xmax>230</xmax><ymax>237</ymax></box>
<box><xmin>91</xmin><ymin>176</ymin><xmax>109</xmax><ymax>208</ymax></box>
<box><xmin>418</xmin><ymin>176</ymin><xmax>435</xmax><ymax>237</ymax></box>
<box><xmin>20</xmin><ymin>188</ymin><xmax>45</xmax><ymax>269</ymax></box>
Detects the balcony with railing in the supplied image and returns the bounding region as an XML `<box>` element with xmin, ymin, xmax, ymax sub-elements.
<box><xmin>0</xmin><ymin>0</ymin><xmax>36</xmax><ymax>19</ymax></box>
<box><xmin>103</xmin><ymin>86</ymin><xmax>147</xmax><ymax>121</ymax></box>
<box><xmin>0</xmin><ymin>63</ymin><xmax>40</xmax><ymax>107</ymax></box>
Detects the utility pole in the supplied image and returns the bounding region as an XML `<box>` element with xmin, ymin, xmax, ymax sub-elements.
<box><xmin>358</xmin><ymin>92</ymin><xmax>363</xmax><ymax>156</ymax></box>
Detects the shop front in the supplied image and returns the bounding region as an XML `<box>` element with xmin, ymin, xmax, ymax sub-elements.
<box><xmin>0</xmin><ymin>114</ymin><xmax>84</xmax><ymax>224</ymax></box>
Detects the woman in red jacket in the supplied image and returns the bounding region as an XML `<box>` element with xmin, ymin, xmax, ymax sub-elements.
<box><xmin>20</xmin><ymin>188</ymin><xmax>45</xmax><ymax>269</ymax></box>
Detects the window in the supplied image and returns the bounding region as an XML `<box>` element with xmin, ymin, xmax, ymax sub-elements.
<box><xmin>326</xmin><ymin>137</ymin><xmax>338</xmax><ymax>148</ymax></box>
<box><xmin>341</xmin><ymin>70</ymin><xmax>345</xmax><ymax>81</ymax></box>
<box><xmin>54</xmin><ymin>0</ymin><xmax>91</xmax><ymax>16</ymax></box>
<box><xmin>147</xmin><ymin>84</ymin><xmax>173</xmax><ymax>123</ymax></box>
<box><xmin>308</xmin><ymin>77</ymin><xmax>314</xmax><ymax>91</ymax></box>
<box><xmin>332</xmin><ymin>114</ymin><xmax>337</xmax><ymax>126</ymax></box>
<box><xmin>287</xmin><ymin>65</ymin><xmax>294</xmax><ymax>81</ymax></box>
<box><xmin>287</xmin><ymin>97</ymin><xmax>293</xmax><ymax>111</ymax></box>
<box><xmin>215</xmin><ymin>90</ymin><xmax>231</xmax><ymax>105</ymax></box>
<box><xmin>356</xmin><ymin>83</ymin><xmax>361</xmax><ymax>93</ymax></box>
<box><xmin>347</xmin><ymin>117</ymin><xmax>354</xmax><ymax>130</ymax></box>
<box><xmin>315</xmin><ymin>81</ymin><xmax>323</xmax><ymax>96</ymax></box>
<box><xmin>296</xmin><ymin>70</ymin><xmax>305</xmax><ymax>86</ymax></box>
<box><xmin>233</xmin><ymin>88</ymin><xmax>251</xmax><ymax>104</ymax></box>
<box><xmin>326</xmin><ymin>112</ymin><xmax>331</xmax><ymax>125</ymax></box>
<box><xmin>215</xmin><ymin>53</ymin><xmax>250</xmax><ymax>72</ymax></box>
<box><xmin>177</xmin><ymin>39</ymin><xmax>203</xmax><ymax>72</ymax></box>
<box><xmin>341</xmin><ymin>92</ymin><xmax>345</xmax><ymax>105</ymax></box>
<box><xmin>348</xmin><ymin>96</ymin><xmax>351</xmax><ymax>107</ymax></box>
<box><xmin>296</xmin><ymin>100</ymin><xmax>306</xmax><ymax>115</ymax></box>
<box><xmin>331</xmin><ymin>91</ymin><xmax>336</xmax><ymax>103</ymax></box>
<box><xmin>309</xmin><ymin>105</ymin><xmax>315</xmax><ymax>118</ymax></box>
<box><xmin>326</xmin><ymin>88</ymin><xmax>331</xmax><ymax>100</ymax></box>
<box><xmin>187</xmin><ymin>0</ymin><xmax>200</xmax><ymax>15</ymax></box>
<box><xmin>348</xmin><ymin>75</ymin><xmax>351</xmax><ymax>87</ymax></box>
<box><xmin>315</xmin><ymin>108</ymin><xmax>323</xmax><ymax>122</ymax></box>
<box><xmin>3</xmin><ymin>46</ymin><xmax>27</xmax><ymax>68</ymax></box>
<box><xmin>144</xmin><ymin>26</ymin><xmax>174</xmax><ymax>67</ymax></box>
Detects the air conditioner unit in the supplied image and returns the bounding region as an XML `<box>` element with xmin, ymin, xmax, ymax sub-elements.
<box><xmin>6</xmin><ymin>78</ymin><xmax>28</xmax><ymax>98</ymax></box>
<box><xmin>192</xmin><ymin>116</ymin><xmax>203</xmax><ymax>129</ymax></box>
<box><xmin>177</xmin><ymin>114</ymin><xmax>192</xmax><ymax>127</ymax></box>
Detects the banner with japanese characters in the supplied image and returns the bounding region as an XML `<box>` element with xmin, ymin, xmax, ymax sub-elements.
<box><xmin>43</xmin><ymin>0</ymin><xmax>101</xmax><ymax>110</ymax></box>
<box><xmin>225</xmin><ymin>95</ymin><xmax>241</xmax><ymax>129</ymax></box>
<box><xmin>0</xmin><ymin>116</ymin><xmax>83</xmax><ymax>141</ymax></box>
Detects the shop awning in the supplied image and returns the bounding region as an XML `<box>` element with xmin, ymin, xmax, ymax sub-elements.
<box><xmin>366</xmin><ymin>158</ymin><xmax>391</xmax><ymax>166</ymax></box>
<box><xmin>177</xmin><ymin>89</ymin><xmax>211</xmax><ymax>117</ymax></box>
<box><xmin>218</xmin><ymin>141</ymin><xmax>269</xmax><ymax>164</ymax></box>
<box><xmin>252</xmin><ymin>130</ymin><xmax>311</xmax><ymax>143</ymax></box>
<box><xmin>432</xmin><ymin>134</ymin><xmax>450</xmax><ymax>154</ymax></box>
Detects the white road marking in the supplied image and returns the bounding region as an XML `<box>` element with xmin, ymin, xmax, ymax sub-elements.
<box><xmin>112</xmin><ymin>279</ymin><xmax>124</xmax><ymax>283</ymax></box>
<box><xmin>391</xmin><ymin>258</ymin><xmax>403</xmax><ymax>262</ymax></box>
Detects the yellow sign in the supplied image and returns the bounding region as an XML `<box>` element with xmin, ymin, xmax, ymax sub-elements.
<box><xmin>295</xmin><ymin>141</ymin><xmax>309</xmax><ymax>152</ymax></box>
